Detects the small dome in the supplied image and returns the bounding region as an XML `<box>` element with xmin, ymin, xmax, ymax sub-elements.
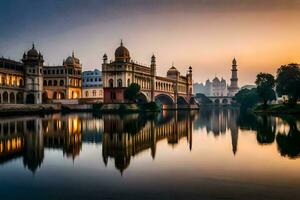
<box><xmin>167</xmin><ymin>66</ymin><xmax>179</xmax><ymax>76</ymax></box>
<box><xmin>65</xmin><ymin>51</ymin><xmax>80</xmax><ymax>65</ymax></box>
<box><xmin>115</xmin><ymin>40</ymin><xmax>130</xmax><ymax>60</ymax></box>
<box><xmin>27</xmin><ymin>44</ymin><xmax>39</xmax><ymax>57</ymax></box>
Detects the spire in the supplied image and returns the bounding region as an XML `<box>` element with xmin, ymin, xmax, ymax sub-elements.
<box><xmin>32</xmin><ymin>43</ymin><xmax>35</xmax><ymax>49</ymax></box>
<box><xmin>232</xmin><ymin>57</ymin><xmax>237</xmax><ymax>66</ymax></box>
<box><xmin>120</xmin><ymin>39</ymin><xmax>123</xmax><ymax>46</ymax></box>
<box><xmin>72</xmin><ymin>50</ymin><xmax>75</xmax><ymax>57</ymax></box>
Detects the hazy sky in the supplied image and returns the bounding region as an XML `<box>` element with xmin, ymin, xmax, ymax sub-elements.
<box><xmin>1</xmin><ymin>0</ymin><xmax>300</xmax><ymax>86</ymax></box>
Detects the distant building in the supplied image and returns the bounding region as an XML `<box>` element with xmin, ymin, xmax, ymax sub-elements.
<box><xmin>82</xmin><ymin>69</ymin><xmax>103</xmax><ymax>102</ymax></box>
<box><xmin>241</xmin><ymin>85</ymin><xmax>256</xmax><ymax>90</ymax></box>
<box><xmin>193</xmin><ymin>58</ymin><xmax>239</xmax><ymax>97</ymax></box>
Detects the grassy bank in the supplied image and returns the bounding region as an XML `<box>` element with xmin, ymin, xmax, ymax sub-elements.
<box><xmin>253</xmin><ymin>104</ymin><xmax>300</xmax><ymax>114</ymax></box>
<box><xmin>93</xmin><ymin>102</ymin><xmax>161</xmax><ymax>113</ymax></box>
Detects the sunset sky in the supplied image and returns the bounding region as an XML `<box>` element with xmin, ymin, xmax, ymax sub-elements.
<box><xmin>1</xmin><ymin>0</ymin><xmax>300</xmax><ymax>86</ymax></box>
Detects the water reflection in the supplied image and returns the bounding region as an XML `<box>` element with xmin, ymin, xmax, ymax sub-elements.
<box><xmin>0</xmin><ymin>109</ymin><xmax>300</xmax><ymax>174</ymax></box>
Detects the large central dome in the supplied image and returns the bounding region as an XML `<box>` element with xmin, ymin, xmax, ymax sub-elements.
<box><xmin>115</xmin><ymin>40</ymin><xmax>130</xmax><ymax>62</ymax></box>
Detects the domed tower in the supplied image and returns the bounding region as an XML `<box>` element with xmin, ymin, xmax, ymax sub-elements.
<box><xmin>22</xmin><ymin>43</ymin><xmax>44</xmax><ymax>104</ymax></box>
<box><xmin>63</xmin><ymin>51</ymin><xmax>82</xmax><ymax>99</ymax></box>
<box><xmin>228</xmin><ymin>58</ymin><xmax>239</xmax><ymax>96</ymax></box>
<box><xmin>114</xmin><ymin>40</ymin><xmax>130</xmax><ymax>62</ymax></box>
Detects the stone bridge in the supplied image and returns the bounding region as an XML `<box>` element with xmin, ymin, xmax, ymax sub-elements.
<box><xmin>207</xmin><ymin>96</ymin><xmax>233</xmax><ymax>105</ymax></box>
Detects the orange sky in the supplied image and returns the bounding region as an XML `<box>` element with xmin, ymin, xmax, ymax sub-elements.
<box><xmin>1</xmin><ymin>0</ymin><xmax>300</xmax><ymax>86</ymax></box>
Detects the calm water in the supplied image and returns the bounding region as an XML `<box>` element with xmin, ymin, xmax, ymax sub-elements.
<box><xmin>0</xmin><ymin>109</ymin><xmax>300</xmax><ymax>199</ymax></box>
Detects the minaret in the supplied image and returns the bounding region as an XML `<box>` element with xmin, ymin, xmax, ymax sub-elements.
<box><xmin>150</xmin><ymin>54</ymin><xmax>156</xmax><ymax>102</ymax></box>
<box><xmin>228</xmin><ymin>58</ymin><xmax>239</xmax><ymax>96</ymax></box>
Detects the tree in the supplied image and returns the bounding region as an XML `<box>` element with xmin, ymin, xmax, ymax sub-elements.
<box><xmin>124</xmin><ymin>83</ymin><xmax>141</xmax><ymax>102</ymax></box>
<box><xmin>234</xmin><ymin>88</ymin><xmax>259</xmax><ymax>110</ymax></box>
<box><xmin>276</xmin><ymin>64</ymin><xmax>300</xmax><ymax>106</ymax></box>
<box><xmin>255</xmin><ymin>73</ymin><xmax>276</xmax><ymax>107</ymax></box>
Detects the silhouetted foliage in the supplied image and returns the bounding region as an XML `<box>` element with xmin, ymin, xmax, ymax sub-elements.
<box><xmin>234</xmin><ymin>88</ymin><xmax>259</xmax><ymax>110</ymax></box>
<box><xmin>195</xmin><ymin>93</ymin><xmax>212</xmax><ymax>104</ymax></box>
<box><xmin>276</xmin><ymin>64</ymin><xmax>300</xmax><ymax>106</ymax></box>
<box><xmin>124</xmin><ymin>83</ymin><xmax>141</xmax><ymax>102</ymax></box>
<box><xmin>255</xmin><ymin>73</ymin><xmax>276</xmax><ymax>107</ymax></box>
<box><xmin>276</xmin><ymin>116</ymin><xmax>300</xmax><ymax>158</ymax></box>
<box><xmin>256</xmin><ymin>115</ymin><xmax>276</xmax><ymax>144</ymax></box>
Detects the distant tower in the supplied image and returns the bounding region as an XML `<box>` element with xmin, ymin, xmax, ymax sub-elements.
<box><xmin>228</xmin><ymin>58</ymin><xmax>239</xmax><ymax>96</ymax></box>
<box><xmin>187</xmin><ymin>66</ymin><xmax>193</xmax><ymax>98</ymax></box>
<box><xmin>150</xmin><ymin>54</ymin><xmax>156</xmax><ymax>102</ymax></box>
<box><xmin>22</xmin><ymin>43</ymin><xmax>44</xmax><ymax>104</ymax></box>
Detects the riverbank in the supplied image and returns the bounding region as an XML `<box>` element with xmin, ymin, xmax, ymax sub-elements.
<box><xmin>253</xmin><ymin>104</ymin><xmax>300</xmax><ymax>114</ymax></box>
<box><xmin>0</xmin><ymin>104</ymin><xmax>61</xmax><ymax>116</ymax></box>
<box><xmin>94</xmin><ymin>102</ymin><xmax>161</xmax><ymax>113</ymax></box>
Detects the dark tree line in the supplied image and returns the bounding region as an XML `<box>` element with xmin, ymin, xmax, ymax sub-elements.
<box><xmin>235</xmin><ymin>63</ymin><xmax>300</xmax><ymax>109</ymax></box>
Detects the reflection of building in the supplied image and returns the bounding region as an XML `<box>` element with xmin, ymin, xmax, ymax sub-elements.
<box><xmin>102</xmin><ymin>41</ymin><xmax>194</xmax><ymax>106</ymax></box>
<box><xmin>82</xmin><ymin>69</ymin><xmax>103</xmax><ymax>102</ymax></box>
<box><xmin>102</xmin><ymin>111</ymin><xmax>194</xmax><ymax>174</ymax></box>
<box><xmin>0</xmin><ymin>113</ymin><xmax>103</xmax><ymax>172</ymax></box>
<box><xmin>195</xmin><ymin>108</ymin><xmax>239</xmax><ymax>155</ymax></box>
<box><xmin>0</xmin><ymin>45</ymin><xmax>82</xmax><ymax>105</ymax></box>
<box><xmin>0</xmin><ymin>117</ymin><xmax>44</xmax><ymax>173</ymax></box>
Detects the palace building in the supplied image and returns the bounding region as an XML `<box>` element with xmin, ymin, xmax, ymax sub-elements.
<box><xmin>102</xmin><ymin>41</ymin><xmax>195</xmax><ymax>106</ymax></box>
<box><xmin>0</xmin><ymin>44</ymin><xmax>82</xmax><ymax>104</ymax></box>
<box><xmin>43</xmin><ymin>52</ymin><xmax>82</xmax><ymax>102</ymax></box>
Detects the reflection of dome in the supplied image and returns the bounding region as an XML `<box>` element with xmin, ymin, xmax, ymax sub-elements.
<box><xmin>167</xmin><ymin>66</ymin><xmax>180</xmax><ymax>76</ymax></box>
<box><xmin>115</xmin><ymin>40</ymin><xmax>130</xmax><ymax>61</ymax></box>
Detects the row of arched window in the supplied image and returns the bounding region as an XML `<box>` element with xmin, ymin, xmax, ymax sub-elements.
<box><xmin>0</xmin><ymin>74</ymin><xmax>24</xmax><ymax>87</ymax></box>
<box><xmin>44</xmin><ymin>80</ymin><xmax>64</xmax><ymax>87</ymax></box>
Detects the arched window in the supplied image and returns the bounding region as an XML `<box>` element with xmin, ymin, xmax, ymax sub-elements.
<box><xmin>19</xmin><ymin>79</ymin><xmax>23</xmax><ymax>87</ymax></box>
<box><xmin>60</xmin><ymin>80</ymin><xmax>64</xmax><ymax>86</ymax></box>
<box><xmin>109</xmin><ymin>79</ymin><xmax>114</xmax><ymax>88</ymax></box>
<box><xmin>48</xmin><ymin>80</ymin><xmax>52</xmax><ymax>86</ymax></box>
<box><xmin>127</xmin><ymin>79</ymin><xmax>130</xmax><ymax>86</ymax></box>
<box><xmin>85</xmin><ymin>91</ymin><xmax>89</xmax><ymax>97</ymax></box>
<box><xmin>54</xmin><ymin>80</ymin><xmax>58</xmax><ymax>86</ymax></box>
<box><xmin>117</xmin><ymin>79</ymin><xmax>122</xmax><ymax>87</ymax></box>
<box><xmin>43</xmin><ymin>80</ymin><xmax>47</xmax><ymax>86</ymax></box>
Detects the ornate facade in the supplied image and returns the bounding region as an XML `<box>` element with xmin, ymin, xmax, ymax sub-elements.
<box><xmin>0</xmin><ymin>45</ymin><xmax>82</xmax><ymax>104</ymax></box>
<box><xmin>102</xmin><ymin>41</ymin><xmax>194</xmax><ymax>106</ymax></box>
<box><xmin>43</xmin><ymin>52</ymin><xmax>82</xmax><ymax>101</ymax></box>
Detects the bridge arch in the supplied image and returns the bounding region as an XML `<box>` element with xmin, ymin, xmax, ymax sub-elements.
<box><xmin>214</xmin><ymin>99</ymin><xmax>220</xmax><ymax>104</ymax></box>
<box><xmin>136</xmin><ymin>92</ymin><xmax>149</xmax><ymax>103</ymax></box>
<box><xmin>177</xmin><ymin>96</ymin><xmax>189</xmax><ymax>105</ymax></box>
<box><xmin>155</xmin><ymin>94</ymin><xmax>174</xmax><ymax>105</ymax></box>
<box><xmin>222</xmin><ymin>98</ymin><xmax>228</xmax><ymax>104</ymax></box>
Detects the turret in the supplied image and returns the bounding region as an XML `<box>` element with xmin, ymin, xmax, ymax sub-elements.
<box><xmin>22</xmin><ymin>43</ymin><xmax>44</xmax><ymax>104</ymax></box>
<box><xmin>103</xmin><ymin>53</ymin><xmax>108</xmax><ymax>64</ymax></box>
<box><xmin>150</xmin><ymin>54</ymin><xmax>156</xmax><ymax>76</ymax></box>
